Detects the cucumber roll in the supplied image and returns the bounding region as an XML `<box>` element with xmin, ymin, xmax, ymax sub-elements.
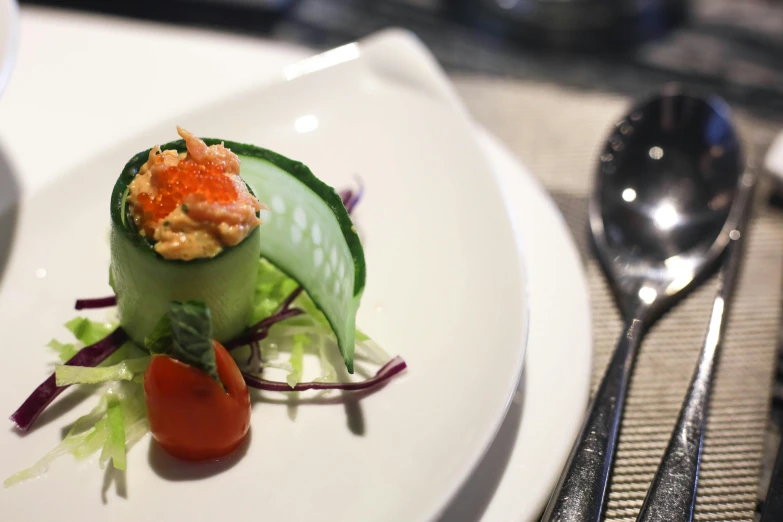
<box><xmin>110</xmin><ymin>127</ymin><xmax>365</xmax><ymax>372</ymax></box>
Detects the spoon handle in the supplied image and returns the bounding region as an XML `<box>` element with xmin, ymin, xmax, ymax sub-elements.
<box><xmin>636</xmin><ymin>172</ymin><xmax>756</xmax><ymax>522</ymax></box>
<box><xmin>541</xmin><ymin>314</ymin><xmax>646</xmax><ymax>522</ymax></box>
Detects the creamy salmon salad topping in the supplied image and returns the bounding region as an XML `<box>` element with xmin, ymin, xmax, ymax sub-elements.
<box><xmin>127</xmin><ymin>127</ymin><xmax>265</xmax><ymax>261</ymax></box>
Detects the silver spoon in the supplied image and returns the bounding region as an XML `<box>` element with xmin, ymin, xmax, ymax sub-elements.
<box><xmin>542</xmin><ymin>90</ymin><xmax>744</xmax><ymax>522</ymax></box>
<box><xmin>636</xmin><ymin>165</ymin><xmax>756</xmax><ymax>522</ymax></box>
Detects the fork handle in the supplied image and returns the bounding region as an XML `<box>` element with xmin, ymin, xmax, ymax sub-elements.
<box><xmin>635</xmin><ymin>297</ymin><xmax>724</xmax><ymax>522</ymax></box>
<box><xmin>541</xmin><ymin>316</ymin><xmax>646</xmax><ymax>522</ymax></box>
<box><xmin>635</xmin><ymin>262</ymin><xmax>737</xmax><ymax>522</ymax></box>
<box><xmin>636</xmin><ymin>173</ymin><xmax>754</xmax><ymax>522</ymax></box>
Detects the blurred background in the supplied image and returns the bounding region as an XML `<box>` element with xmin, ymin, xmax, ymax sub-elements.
<box><xmin>18</xmin><ymin>0</ymin><xmax>783</xmax><ymax>123</ymax></box>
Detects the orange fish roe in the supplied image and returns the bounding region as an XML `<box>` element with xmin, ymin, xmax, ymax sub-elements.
<box><xmin>128</xmin><ymin>127</ymin><xmax>263</xmax><ymax>261</ymax></box>
<box><xmin>133</xmin><ymin>159</ymin><xmax>239</xmax><ymax>236</ymax></box>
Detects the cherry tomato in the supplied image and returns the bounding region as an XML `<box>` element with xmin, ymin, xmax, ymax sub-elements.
<box><xmin>144</xmin><ymin>340</ymin><xmax>251</xmax><ymax>461</ymax></box>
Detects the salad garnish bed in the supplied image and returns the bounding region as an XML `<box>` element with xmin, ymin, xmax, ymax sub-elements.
<box><xmin>5</xmin><ymin>131</ymin><xmax>406</xmax><ymax>487</ymax></box>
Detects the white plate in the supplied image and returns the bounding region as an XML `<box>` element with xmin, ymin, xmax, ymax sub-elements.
<box><xmin>0</xmin><ymin>17</ymin><xmax>592</xmax><ymax>520</ymax></box>
<box><xmin>0</xmin><ymin>30</ymin><xmax>528</xmax><ymax>522</ymax></box>
<box><xmin>0</xmin><ymin>0</ymin><xmax>17</xmax><ymax>97</ymax></box>
<box><xmin>439</xmin><ymin>129</ymin><xmax>592</xmax><ymax>521</ymax></box>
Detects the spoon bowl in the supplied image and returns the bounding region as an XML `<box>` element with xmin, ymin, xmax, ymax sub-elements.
<box><xmin>591</xmin><ymin>92</ymin><xmax>743</xmax><ymax>318</ymax></box>
<box><xmin>542</xmin><ymin>89</ymin><xmax>744</xmax><ymax>522</ymax></box>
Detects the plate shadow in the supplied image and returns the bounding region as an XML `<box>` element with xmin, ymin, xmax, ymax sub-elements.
<box><xmin>436</xmin><ymin>364</ymin><xmax>526</xmax><ymax>522</ymax></box>
<box><xmin>148</xmin><ymin>428</ymin><xmax>252</xmax><ymax>481</ymax></box>
<box><xmin>0</xmin><ymin>139</ymin><xmax>20</xmax><ymax>288</ymax></box>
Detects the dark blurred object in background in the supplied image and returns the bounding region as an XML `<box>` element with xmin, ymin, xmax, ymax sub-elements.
<box><xmin>20</xmin><ymin>0</ymin><xmax>301</xmax><ymax>32</ymax></box>
<box><xmin>19</xmin><ymin>0</ymin><xmax>783</xmax><ymax>121</ymax></box>
<box><xmin>21</xmin><ymin>0</ymin><xmax>689</xmax><ymax>51</ymax></box>
<box><xmin>444</xmin><ymin>0</ymin><xmax>689</xmax><ymax>51</ymax></box>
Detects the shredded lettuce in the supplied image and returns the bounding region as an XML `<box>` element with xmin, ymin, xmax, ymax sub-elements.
<box><xmin>4</xmin><ymin>382</ymin><xmax>148</xmax><ymax>487</ymax></box>
<box><xmin>286</xmin><ymin>334</ymin><xmax>307</xmax><ymax>388</ymax></box>
<box><xmin>69</xmin><ymin>394</ymin><xmax>111</xmax><ymax>438</ymax></box>
<box><xmin>250</xmin><ymin>259</ymin><xmax>327</xmax><ymax>328</ymax></box>
<box><xmin>124</xmin><ymin>417</ymin><xmax>150</xmax><ymax>449</ymax></box>
<box><xmin>47</xmin><ymin>317</ymin><xmax>118</xmax><ymax>362</ymax></box>
<box><xmin>246</xmin><ymin>258</ymin><xmax>392</xmax><ymax>388</ymax></box>
<box><xmin>101</xmin><ymin>397</ymin><xmax>126</xmax><ymax>471</ymax></box>
<box><xmin>314</xmin><ymin>334</ymin><xmax>337</xmax><ymax>383</ymax></box>
<box><xmin>47</xmin><ymin>339</ymin><xmax>79</xmax><ymax>362</ymax></box>
<box><xmin>3</xmin><ymin>430</ymin><xmax>93</xmax><ymax>487</ymax></box>
<box><xmin>55</xmin><ymin>357</ymin><xmax>150</xmax><ymax>386</ymax></box>
<box><xmin>100</xmin><ymin>341</ymin><xmax>138</xmax><ymax>367</ymax></box>
<box><xmin>263</xmin><ymin>360</ymin><xmax>294</xmax><ymax>372</ymax></box>
<box><xmin>74</xmin><ymin>419</ymin><xmax>111</xmax><ymax>461</ymax></box>
<box><xmin>65</xmin><ymin>317</ymin><xmax>115</xmax><ymax>346</ymax></box>
<box><xmin>249</xmin><ymin>259</ymin><xmax>299</xmax><ymax>325</ymax></box>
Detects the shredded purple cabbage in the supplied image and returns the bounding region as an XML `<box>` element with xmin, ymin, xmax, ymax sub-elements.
<box><xmin>74</xmin><ymin>296</ymin><xmax>117</xmax><ymax>310</ymax></box>
<box><xmin>339</xmin><ymin>184</ymin><xmax>364</xmax><ymax>214</ymax></box>
<box><xmin>339</xmin><ymin>189</ymin><xmax>352</xmax><ymax>207</ymax></box>
<box><xmin>246</xmin><ymin>341</ymin><xmax>263</xmax><ymax>374</ymax></box>
<box><xmin>10</xmin><ymin>328</ymin><xmax>129</xmax><ymax>431</ymax></box>
<box><xmin>278</xmin><ymin>286</ymin><xmax>303</xmax><ymax>311</ymax></box>
<box><xmin>243</xmin><ymin>355</ymin><xmax>406</xmax><ymax>392</ymax></box>
<box><xmin>226</xmin><ymin>308</ymin><xmax>304</xmax><ymax>349</ymax></box>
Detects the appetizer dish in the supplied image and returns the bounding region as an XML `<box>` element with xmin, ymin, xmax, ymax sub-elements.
<box><xmin>5</xmin><ymin>128</ymin><xmax>406</xmax><ymax>485</ymax></box>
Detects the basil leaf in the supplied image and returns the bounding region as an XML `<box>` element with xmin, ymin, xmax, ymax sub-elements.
<box><xmin>168</xmin><ymin>301</ymin><xmax>221</xmax><ymax>386</ymax></box>
<box><xmin>145</xmin><ymin>314</ymin><xmax>172</xmax><ymax>355</ymax></box>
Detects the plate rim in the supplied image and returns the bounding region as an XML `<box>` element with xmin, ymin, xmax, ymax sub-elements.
<box><xmin>323</xmin><ymin>30</ymin><xmax>533</xmax><ymax>520</ymax></box>
<box><xmin>359</xmin><ymin>29</ymin><xmax>591</xmax><ymax>520</ymax></box>
<box><xmin>465</xmin><ymin>127</ymin><xmax>592</xmax><ymax>521</ymax></box>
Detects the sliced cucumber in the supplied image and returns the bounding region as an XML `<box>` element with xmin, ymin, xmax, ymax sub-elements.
<box><xmin>110</xmin><ymin>226</ymin><xmax>261</xmax><ymax>345</ymax></box>
<box><xmin>109</xmin><ymin>138</ymin><xmax>365</xmax><ymax>372</ymax></box>
<box><xmin>237</xmin><ymin>154</ymin><xmax>364</xmax><ymax>373</ymax></box>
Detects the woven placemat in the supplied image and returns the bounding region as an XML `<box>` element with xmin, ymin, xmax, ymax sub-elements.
<box><xmin>455</xmin><ymin>77</ymin><xmax>783</xmax><ymax>521</ymax></box>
